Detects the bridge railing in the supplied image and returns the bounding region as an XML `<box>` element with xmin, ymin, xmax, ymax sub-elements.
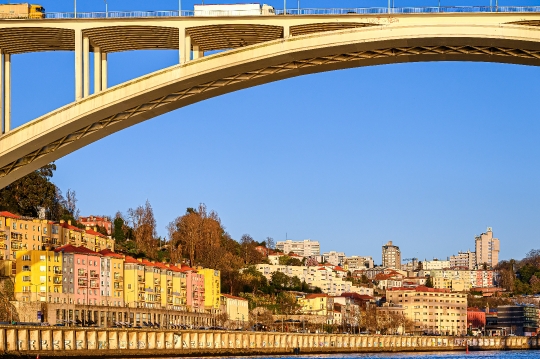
<box><xmin>42</xmin><ymin>6</ymin><xmax>540</xmax><ymax>19</ymax></box>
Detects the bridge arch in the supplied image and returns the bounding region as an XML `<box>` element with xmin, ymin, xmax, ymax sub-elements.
<box><xmin>0</xmin><ymin>23</ymin><xmax>539</xmax><ymax>187</ymax></box>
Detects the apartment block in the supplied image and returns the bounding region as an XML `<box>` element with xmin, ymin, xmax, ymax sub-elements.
<box><xmin>14</xmin><ymin>250</ymin><xmax>63</xmax><ymax>303</ymax></box>
<box><xmin>319</xmin><ymin>251</ymin><xmax>345</xmax><ymax>266</ymax></box>
<box><xmin>275</xmin><ymin>239</ymin><xmax>320</xmax><ymax>257</ymax></box>
<box><xmin>344</xmin><ymin>256</ymin><xmax>374</xmax><ymax>271</ymax></box>
<box><xmin>382</xmin><ymin>241</ymin><xmax>401</xmax><ymax>269</ymax></box>
<box><xmin>386</xmin><ymin>286</ymin><xmax>468</xmax><ymax>335</ymax></box>
<box><xmin>422</xmin><ymin>259</ymin><xmax>451</xmax><ymax>270</ymax></box>
<box><xmin>99</xmin><ymin>249</ymin><xmax>125</xmax><ymax>307</ymax></box>
<box><xmin>449</xmin><ymin>250</ymin><xmax>476</xmax><ymax>270</ymax></box>
<box><xmin>430</xmin><ymin>269</ymin><xmax>494</xmax><ymax>289</ymax></box>
<box><xmin>198</xmin><ymin>268</ymin><xmax>221</xmax><ymax>311</ymax></box>
<box><xmin>475</xmin><ymin>227</ymin><xmax>500</xmax><ymax>269</ymax></box>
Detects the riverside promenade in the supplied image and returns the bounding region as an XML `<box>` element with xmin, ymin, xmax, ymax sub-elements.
<box><xmin>0</xmin><ymin>326</ymin><xmax>538</xmax><ymax>358</ymax></box>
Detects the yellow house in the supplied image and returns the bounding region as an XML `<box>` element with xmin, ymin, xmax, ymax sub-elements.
<box><xmin>220</xmin><ymin>294</ymin><xmax>249</xmax><ymax>326</ymax></box>
<box><xmin>198</xmin><ymin>268</ymin><xmax>221</xmax><ymax>311</ymax></box>
<box><xmin>14</xmin><ymin>250</ymin><xmax>62</xmax><ymax>303</ymax></box>
<box><xmin>298</xmin><ymin>293</ymin><xmax>330</xmax><ymax>316</ymax></box>
<box><xmin>124</xmin><ymin>256</ymin><xmax>146</xmax><ymax>308</ymax></box>
<box><xmin>99</xmin><ymin>249</ymin><xmax>125</xmax><ymax>307</ymax></box>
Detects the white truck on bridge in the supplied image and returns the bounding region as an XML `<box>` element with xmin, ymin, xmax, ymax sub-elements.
<box><xmin>194</xmin><ymin>4</ymin><xmax>275</xmax><ymax>16</ymax></box>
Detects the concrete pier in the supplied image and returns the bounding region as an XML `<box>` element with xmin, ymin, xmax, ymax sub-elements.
<box><xmin>0</xmin><ymin>326</ymin><xmax>538</xmax><ymax>358</ymax></box>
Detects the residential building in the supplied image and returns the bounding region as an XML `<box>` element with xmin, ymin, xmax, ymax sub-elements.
<box><xmin>99</xmin><ymin>249</ymin><xmax>125</xmax><ymax>307</ymax></box>
<box><xmin>123</xmin><ymin>255</ymin><xmax>146</xmax><ymax>308</ymax></box>
<box><xmin>299</xmin><ymin>293</ymin><xmax>332</xmax><ymax>316</ymax></box>
<box><xmin>319</xmin><ymin>251</ymin><xmax>345</xmax><ymax>266</ymax></box>
<box><xmin>422</xmin><ymin>259</ymin><xmax>451</xmax><ymax>270</ymax></box>
<box><xmin>181</xmin><ymin>265</ymin><xmax>205</xmax><ymax>313</ymax></box>
<box><xmin>382</xmin><ymin>241</ymin><xmax>401</xmax><ymax>269</ymax></box>
<box><xmin>275</xmin><ymin>239</ymin><xmax>320</xmax><ymax>257</ymax></box>
<box><xmin>79</xmin><ymin>215</ymin><xmax>113</xmax><ymax>235</ymax></box>
<box><xmin>429</xmin><ymin>269</ymin><xmax>494</xmax><ymax>290</ymax></box>
<box><xmin>433</xmin><ymin>277</ymin><xmax>471</xmax><ymax>292</ymax></box>
<box><xmin>198</xmin><ymin>268</ymin><xmax>221</xmax><ymax>311</ymax></box>
<box><xmin>450</xmin><ymin>250</ymin><xmax>476</xmax><ymax>270</ymax></box>
<box><xmin>56</xmin><ymin>244</ymin><xmax>102</xmax><ymax>306</ymax></box>
<box><xmin>475</xmin><ymin>227</ymin><xmax>500</xmax><ymax>269</ymax></box>
<box><xmin>344</xmin><ymin>256</ymin><xmax>374</xmax><ymax>271</ymax></box>
<box><xmin>14</xmin><ymin>250</ymin><xmax>63</xmax><ymax>303</ymax></box>
<box><xmin>386</xmin><ymin>286</ymin><xmax>468</xmax><ymax>335</ymax></box>
<box><xmin>220</xmin><ymin>294</ymin><xmax>249</xmax><ymax>326</ymax></box>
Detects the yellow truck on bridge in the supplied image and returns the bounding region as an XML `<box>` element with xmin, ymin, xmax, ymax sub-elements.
<box><xmin>0</xmin><ymin>3</ymin><xmax>45</xmax><ymax>19</ymax></box>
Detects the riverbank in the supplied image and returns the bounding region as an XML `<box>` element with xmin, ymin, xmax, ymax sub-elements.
<box><xmin>0</xmin><ymin>326</ymin><xmax>538</xmax><ymax>358</ymax></box>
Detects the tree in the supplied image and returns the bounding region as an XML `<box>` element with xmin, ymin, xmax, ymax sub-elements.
<box><xmin>271</xmin><ymin>271</ymin><xmax>290</xmax><ymax>289</ymax></box>
<box><xmin>266</xmin><ymin>237</ymin><xmax>275</xmax><ymax>250</ymax></box>
<box><xmin>128</xmin><ymin>200</ymin><xmax>158</xmax><ymax>259</ymax></box>
<box><xmin>425</xmin><ymin>277</ymin><xmax>433</xmax><ymax>288</ymax></box>
<box><xmin>0</xmin><ymin>164</ymin><xmax>63</xmax><ymax>219</ymax></box>
<box><xmin>113</xmin><ymin>214</ymin><xmax>126</xmax><ymax>243</ymax></box>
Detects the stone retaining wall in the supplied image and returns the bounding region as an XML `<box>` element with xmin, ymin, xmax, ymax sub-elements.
<box><xmin>0</xmin><ymin>326</ymin><xmax>538</xmax><ymax>358</ymax></box>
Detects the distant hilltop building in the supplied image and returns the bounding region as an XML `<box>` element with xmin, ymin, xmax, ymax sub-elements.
<box><xmin>275</xmin><ymin>239</ymin><xmax>320</xmax><ymax>257</ymax></box>
<box><xmin>475</xmin><ymin>227</ymin><xmax>500</xmax><ymax>269</ymax></box>
<box><xmin>382</xmin><ymin>241</ymin><xmax>401</xmax><ymax>269</ymax></box>
<box><xmin>450</xmin><ymin>250</ymin><xmax>476</xmax><ymax>270</ymax></box>
<box><xmin>79</xmin><ymin>215</ymin><xmax>112</xmax><ymax>235</ymax></box>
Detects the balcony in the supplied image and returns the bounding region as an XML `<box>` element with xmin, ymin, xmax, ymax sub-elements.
<box><xmin>90</xmin><ymin>281</ymin><xmax>99</xmax><ymax>289</ymax></box>
<box><xmin>114</xmin><ymin>284</ymin><xmax>123</xmax><ymax>290</ymax></box>
<box><xmin>0</xmin><ymin>244</ymin><xmax>6</xmax><ymax>250</ymax></box>
<box><xmin>53</xmin><ymin>268</ymin><xmax>62</xmax><ymax>275</ymax></box>
<box><xmin>137</xmin><ymin>276</ymin><xmax>144</xmax><ymax>282</ymax></box>
<box><xmin>167</xmin><ymin>281</ymin><xmax>173</xmax><ymax>287</ymax></box>
<box><xmin>114</xmin><ymin>275</ymin><xmax>123</xmax><ymax>282</ymax></box>
<box><xmin>69</xmin><ymin>237</ymin><xmax>76</xmax><ymax>243</ymax></box>
<box><xmin>10</xmin><ymin>234</ymin><xmax>22</xmax><ymax>242</ymax></box>
<box><xmin>90</xmin><ymin>272</ymin><xmax>99</xmax><ymax>278</ymax></box>
<box><xmin>0</xmin><ymin>233</ymin><xmax>7</xmax><ymax>240</ymax></box>
<box><xmin>11</xmin><ymin>243</ymin><xmax>24</xmax><ymax>250</ymax></box>
<box><xmin>78</xmin><ymin>280</ymin><xmax>88</xmax><ymax>287</ymax></box>
<box><xmin>53</xmin><ymin>279</ymin><xmax>62</xmax><ymax>285</ymax></box>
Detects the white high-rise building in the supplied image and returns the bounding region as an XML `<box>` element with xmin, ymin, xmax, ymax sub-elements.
<box><xmin>475</xmin><ymin>227</ymin><xmax>500</xmax><ymax>269</ymax></box>
<box><xmin>382</xmin><ymin>241</ymin><xmax>401</xmax><ymax>269</ymax></box>
<box><xmin>276</xmin><ymin>239</ymin><xmax>320</xmax><ymax>257</ymax></box>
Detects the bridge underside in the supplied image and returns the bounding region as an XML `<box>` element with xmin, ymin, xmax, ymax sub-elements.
<box><xmin>0</xmin><ymin>22</ymin><xmax>539</xmax><ymax>187</ymax></box>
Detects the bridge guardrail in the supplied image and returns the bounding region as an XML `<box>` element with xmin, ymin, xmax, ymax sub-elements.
<box><xmin>39</xmin><ymin>6</ymin><xmax>540</xmax><ymax>20</ymax></box>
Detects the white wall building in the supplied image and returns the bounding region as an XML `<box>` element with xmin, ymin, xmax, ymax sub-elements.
<box><xmin>319</xmin><ymin>251</ymin><xmax>346</xmax><ymax>266</ymax></box>
<box><xmin>344</xmin><ymin>256</ymin><xmax>374</xmax><ymax>270</ymax></box>
<box><xmin>422</xmin><ymin>259</ymin><xmax>451</xmax><ymax>270</ymax></box>
<box><xmin>275</xmin><ymin>239</ymin><xmax>320</xmax><ymax>257</ymax></box>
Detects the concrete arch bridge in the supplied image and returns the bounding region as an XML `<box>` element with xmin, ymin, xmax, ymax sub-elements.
<box><xmin>0</xmin><ymin>10</ymin><xmax>539</xmax><ymax>187</ymax></box>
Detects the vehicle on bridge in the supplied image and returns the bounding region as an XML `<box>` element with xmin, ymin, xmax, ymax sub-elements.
<box><xmin>194</xmin><ymin>3</ymin><xmax>275</xmax><ymax>16</ymax></box>
<box><xmin>0</xmin><ymin>3</ymin><xmax>45</xmax><ymax>19</ymax></box>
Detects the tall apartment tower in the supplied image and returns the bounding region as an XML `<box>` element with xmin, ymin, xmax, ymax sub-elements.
<box><xmin>475</xmin><ymin>227</ymin><xmax>500</xmax><ymax>269</ymax></box>
<box><xmin>382</xmin><ymin>241</ymin><xmax>401</xmax><ymax>269</ymax></box>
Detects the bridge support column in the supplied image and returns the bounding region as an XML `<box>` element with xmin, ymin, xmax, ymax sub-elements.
<box><xmin>193</xmin><ymin>45</ymin><xmax>203</xmax><ymax>60</ymax></box>
<box><xmin>283</xmin><ymin>25</ymin><xmax>290</xmax><ymax>38</ymax></box>
<box><xmin>94</xmin><ymin>46</ymin><xmax>102</xmax><ymax>93</ymax></box>
<box><xmin>179</xmin><ymin>27</ymin><xmax>186</xmax><ymax>64</ymax></box>
<box><xmin>101</xmin><ymin>53</ymin><xmax>108</xmax><ymax>90</ymax></box>
<box><xmin>83</xmin><ymin>36</ymin><xmax>90</xmax><ymax>97</ymax></box>
<box><xmin>185</xmin><ymin>34</ymin><xmax>192</xmax><ymax>62</ymax></box>
<box><xmin>4</xmin><ymin>53</ymin><xmax>11</xmax><ymax>133</ymax></box>
<box><xmin>75</xmin><ymin>29</ymin><xmax>83</xmax><ymax>101</ymax></box>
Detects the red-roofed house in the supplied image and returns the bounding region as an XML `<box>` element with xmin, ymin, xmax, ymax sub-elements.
<box><xmin>55</xmin><ymin>245</ymin><xmax>102</xmax><ymax>311</ymax></box>
<box><xmin>79</xmin><ymin>215</ymin><xmax>113</xmax><ymax>235</ymax></box>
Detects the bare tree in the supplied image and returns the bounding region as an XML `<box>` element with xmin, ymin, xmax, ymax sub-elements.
<box><xmin>64</xmin><ymin>189</ymin><xmax>80</xmax><ymax>219</ymax></box>
<box><xmin>128</xmin><ymin>200</ymin><xmax>158</xmax><ymax>258</ymax></box>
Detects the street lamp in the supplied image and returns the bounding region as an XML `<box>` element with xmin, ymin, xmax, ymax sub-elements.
<box><xmin>104</xmin><ymin>0</ymin><xmax>108</xmax><ymax>17</ymax></box>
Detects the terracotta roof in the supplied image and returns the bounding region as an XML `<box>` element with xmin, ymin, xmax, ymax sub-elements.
<box><xmin>0</xmin><ymin>211</ymin><xmax>20</xmax><ymax>219</ymax></box>
<box><xmin>58</xmin><ymin>222</ymin><xmax>82</xmax><ymax>232</ymax></box>
<box><xmin>54</xmin><ymin>244</ymin><xmax>101</xmax><ymax>256</ymax></box>
<box><xmin>221</xmin><ymin>294</ymin><xmax>247</xmax><ymax>301</ymax></box>
<box><xmin>388</xmin><ymin>285</ymin><xmax>450</xmax><ymax>293</ymax></box>
<box><xmin>85</xmin><ymin>229</ymin><xmax>107</xmax><ymax>238</ymax></box>
<box><xmin>340</xmin><ymin>292</ymin><xmax>374</xmax><ymax>300</ymax></box>
<box><xmin>99</xmin><ymin>249</ymin><xmax>123</xmax><ymax>259</ymax></box>
<box><xmin>334</xmin><ymin>266</ymin><xmax>346</xmax><ymax>272</ymax></box>
<box><xmin>303</xmin><ymin>293</ymin><xmax>328</xmax><ymax>299</ymax></box>
<box><xmin>141</xmin><ymin>259</ymin><xmax>157</xmax><ymax>267</ymax></box>
<box><xmin>124</xmin><ymin>256</ymin><xmax>140</xmax><ymax>264</ymax></box>
<box><xmin>167</xmin><ymin>264</ymin><xmax>183</xmax><ymax>272</ymax></box>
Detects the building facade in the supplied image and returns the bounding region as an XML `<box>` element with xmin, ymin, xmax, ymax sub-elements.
<box><xmin>450</xmin><ymin>250</ymin><xmax>476</xmax><ymax>270</ymax></box>
<box><xmin>386</xmin><ymin>286</ymin><xmax>468</xmax><ymax>335</ymax></box>
<box><xmin>275</xmin><ymin>239</ymin><xmax>320</xmax><ymax>257</ymax></box>
<box><xmin>475</xmin><ymin>227</ymin><xmax>500</xmax><ymax>269</ymax></box>
<box><xmin>79</xmin><ymin>216</ymin><xmax>113</xmax><ymax>235</ymax></box>
<box><xmin>382</xmin><ymin>241</ymin><xmax>401</xmax><ymax>269</ymax></box>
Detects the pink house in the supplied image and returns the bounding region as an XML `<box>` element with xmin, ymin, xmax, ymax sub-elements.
<box><xmin>180</xmin><ymin>265</ymin><xmax>205</xmax><ymax>313</ymax></box>
<box><xmin>55</xmin><ymin>244</ymin><xmax>102</xmax><ymax>306</ymax></box>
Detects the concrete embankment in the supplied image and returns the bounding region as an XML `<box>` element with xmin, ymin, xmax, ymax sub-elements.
<box><xmin>0</xmin><ymin>327</ymin><xmax>538</xmax><ymax>358</ymax></box>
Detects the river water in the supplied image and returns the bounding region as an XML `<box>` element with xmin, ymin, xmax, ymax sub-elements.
<box><xmin>159</xmin><ymin>351</ymin><xmax>540</xmax><ymax>359</ymax></box>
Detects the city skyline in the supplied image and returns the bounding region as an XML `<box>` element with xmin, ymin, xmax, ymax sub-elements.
<box><xmin>6</xmin><ymin>0</ymin><xmax>540</xmax><ymax>262</ymax></box>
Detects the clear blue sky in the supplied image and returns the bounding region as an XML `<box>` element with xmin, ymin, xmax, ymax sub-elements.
<box><xmin>8</xmin><ymin>0</ymin><xmax>540</xmax><ymax>264</ymax></box>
